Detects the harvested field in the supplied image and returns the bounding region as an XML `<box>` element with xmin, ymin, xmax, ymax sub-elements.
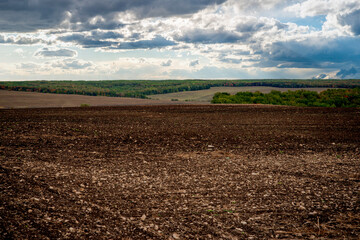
<box><xmin>148</xmin><ymin>87</ymin><xmax>336</xmax><ymax>102</ymax></box>
<box><xmin>0</xmin><ymin>90</ymin><xmax>203</xmax><ymax>109</ymax></box>
<box><xmin>1</xmin><ymin>105</ymin><xmax>359</xmax><ymax>239</ymax></box>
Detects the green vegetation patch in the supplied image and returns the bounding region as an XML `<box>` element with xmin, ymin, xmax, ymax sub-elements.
<box><xmin>211</xmin><ymin>88</ymin><xmax>360</xmax><ymax>107</ymax></box>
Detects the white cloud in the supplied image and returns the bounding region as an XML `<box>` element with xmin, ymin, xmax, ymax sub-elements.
<box><xmin>14</xmin><ymin>48</ymin><xmax>24</xmax><ymax>54</ymax></box>
<box><xmin>14</xmin><ymin>58</ymin><xmax>94</xmax><ymax>77</ymax></box>
<box><xmin>0</xmin><ymin>33</ymin><xmax>54</xmax><ymax>45</ymax></box>
<box><xmin>285</xmin><ymin>0</ymin><xmax>360</xmax><ymax>18</ymax></box>
<box><xmin>51</xmin><ymin>59</ymin><xmax>93</xmax><ymax>70</ymax></box>
<box><xmin>14</xmin><ymin>48</ymin><xmax>25</xmax><ymax>58</ymax></box>
<box><xmin>286</xmin><ymin>0</ymin><xmax>360</xmax><ymax>36</ymax></box>
<box><xmin>17</xmin><ymin>62</ymin><xmax>40</xmax><ymax>70</ymax></box>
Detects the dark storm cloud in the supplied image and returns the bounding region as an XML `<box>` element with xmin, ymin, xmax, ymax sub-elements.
<box><xmin>338</xmin><ymin>9</ymin><xmax>360</xmax><ymax>35</ymax></box>
<box><xmin>175</xmin><ymin>18</ymin><xmax>285</xmax><ymax>45</ymax></box>
<box><xmin>263</xmin><ymin>42</ymin><xmax>320</xmax><ymax>68</ymax></box>
<box><xmin>72</xmin><ymin>19</ymin><xmax>125</xmax><ymax>32</ymax></box>
<box><xmin>58</xmin><ymin>31</ymin><xmax>123</xmax><ymax>48</ymax></box>
<box><xmin>0</xmin><ymin>0</ymin><xmax>226</xmax><ymax>32</ymax></box>
<box><xmin>59</xmin><ymin>34</ymin><xmax>114</xmax><ymax>48</ymax></box>
<box><xmin>90</xmin><ymin>31</ymin><xmax>124</xmax><ymax>40</ymax></box>
<box><xmin>335</xmin><ymin>67</ymin><xmax>357</xmax><ymax>78</ymax></box>
<box><xmin>313</xmin><ymin>67</ymin><xmax>358</xmax><ymax>80</ymax></box>
<box><xmin>115</xmin><ymin>36</ymin><xmax>177</xmax><ymax>49</ymax></box>
<box><xmin>70</xmin><ymin>0</ymin><xmax>227</xmax><ymax>20</ymax></box>
<box><xmin>59</xmin><ymin>33</ymin><xmax>175</xmax><ymax>49</ymax></box>
<box><xmin>176</xmin><ymin>29</ymin><xmax>243</xmax><ymax>44</ymax></box>
<box><xmin>0</xmin><ymin>0</ymin><xmax>73</xmax><ymax>32</ymax></box>
<box><xmin>256</xmin><ymin>37</ymin><xmax>360</xmax><ymax>69</ymax></box>
<box><xmin>35</xmin><ymin>48</ymin><xmax>77</xmax><ymax>58</ymax></box>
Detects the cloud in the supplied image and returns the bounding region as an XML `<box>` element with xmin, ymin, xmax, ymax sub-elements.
<box><xmin>285</xmin><ymin>0</ymin><xmax>360</xmax><ymax>36</ymax></box>
<box><xmin>99</xmin><ymin>0</ymin><xmax>227</xmax><ymax>19</ymax></box>
<box><xmin>35</xmin><ymin>48</ymin><xmax>77</xmax><ymax>58</ymax></box>
<box><xmin>219</xmin><ymin>57</ymin><xmax>242</xmax><ymax>64</ymax></box>
<box><xmin>59</xmin><ymin>34</ymin><xmax>176</xmax><ymax>50</ymax></box>
<box><xmin>51</xmin><ymin>59</ymin><xmax>93</xmax><ymax>69</ymax></box>
<box><xmin>176</xmin><ymin>29</ymin><xmax>242</xmax><ymax>44</ymax></box>
<box><xmin>161</xmin><ymin>60</ymin><xmax>172</xmax><ymax>67</ymax></box>
<box><xmin>256</xmin><ymin>37</ymin><xmax>360</xmax><ymax>69</ymax></box>
<box><xmin>285</xmin><ymin>0</ymin><xmax>360</xmax><ymax>18</ymax></box>
<box><xmin>313</xmin><ymin>73</ymin><xmax>330</xmax><ymax>79</ymax></box>
<box><xmin>313</xmin><ymin>67</ymin><xmax>358</xmax><ymax>79</ymax></box>
<box><xmin>115</xmin><ymin>35</ymin><xmax>177</xmax><ymax>49</ymax></box>
<box><xmin>69</xmin><ymin>17</ymin><xmax>125</xmax><ymax>32</ymax></box>
<box><xmin>338</xmin><ymin>9</ymin><xmax>360</xmax><ymax>35</ymax></box>
<box><xmin>59</xmin><ymin>34</ymin><xmax>114</xmax><ymax>48</ymax></box>
<box><xmin>14</xmin><ymin>48</ymin><xmax>24</xmax><ymax>56</ymax></box>
<box><xmin>169</xmin><ymin>65</ymin><xmax>256</xmax><ymax>79</ymax></box>
<box><xmin>216</xmin><ymin>49</ymin><xmax>252</xmax><ymax>64</ymax></box>
<box><xmin>236</xmin><ymin>18</ymin><xmax>287</xmax><ymax>33</ymax></box>
<box><xmin>228</xmin><ymin>0</ymin><xmax>284</xmax><ymax>12</ymax></box>
<box><xmin>236</xmin><ymin>22</ymin><xmax>267</xmax><ymax>33</ymax></box>
<box><xmin>170</xmin><ymin>15</ymin><xmax>287</xmax><ymax>49</ymax></box>
<box><xmin>13</xmin><ymin>59</ymin><xmax>95</xmax><ymax>77</ymax></box>
<box><xmin>0</xmin><ymin>0</ymin><xmax>73</xmax><ymax>32</ymax></box>
<box><xmin>1</xmin><ymin>0</ymin><xmax>360</xmax><ymax>80</ymax></box>
<box><xmin>90</xmin><ymin>30</ymin><xmax>124</xmax><ymax>39</ymax></box>
<box><xmin>17</xmin><ymin>62</ymin><xmax>40</xmax><ymax>70</ymax></box>
<box><xmin>335</xmin><ymin>67</ymin><xmax>357</xmax><ymax>78</ymax></box>
<box><xmin>0</xmin><ymin>0</ymin><xmax>226</xmax><ymax>32</ymax></box>
<box><xmin>189</xmin><ymin>60</ymin><xmax>199</xmax><ymax>67</ymax></box>
<box><xmin>0</xmin><ymin>35</ymin><xmax>50</xmax><ymax>45</ymax></box>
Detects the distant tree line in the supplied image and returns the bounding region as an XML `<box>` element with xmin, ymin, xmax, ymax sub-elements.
<box><xmin>211</xmin><ymin>88</ymin><xmax>360</xmax><ymax>107</ymax></box>
<box><xmin>0</xmin><ymin>79</ymin><xmax>360</xmax><ymax>99</ymax></box>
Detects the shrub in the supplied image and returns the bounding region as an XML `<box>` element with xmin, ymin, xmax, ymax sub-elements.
<box><xmin>212</xmin><ymin>88</ymin><xmax>360</xmax><ymax>107</ymax></box>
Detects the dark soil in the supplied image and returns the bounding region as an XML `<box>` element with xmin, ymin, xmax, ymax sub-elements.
<box><xmin>1</xmin><ymin>105</ymin><xmax>359</xmax><ymax>239</ymax></box>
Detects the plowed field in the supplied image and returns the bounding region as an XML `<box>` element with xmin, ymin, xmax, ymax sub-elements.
<box><xmin>1</xmin><ymin>105</ymin><xmax>359</xmax><ymax>239</ymax></box>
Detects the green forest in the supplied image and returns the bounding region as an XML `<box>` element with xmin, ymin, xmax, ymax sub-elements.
<box><xmin>211</xmin><ymin>88</ymin><xmax>360</xmax><ymax>107</ymax></box>
<box><xmin>1</xmin><ymin>79</ymin><xmax>360</xmax><ymax>99</ymax></box>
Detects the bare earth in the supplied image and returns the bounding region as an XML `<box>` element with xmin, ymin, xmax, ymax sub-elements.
<box><xmin>1</xmin><ymin>105</ymin><xmax>359</xmax><ymax>239</ymax></box>
<box><xmin>0</xmin><ymin>90</ymin><xmax>203</xmax><ymax>109</ymax></box>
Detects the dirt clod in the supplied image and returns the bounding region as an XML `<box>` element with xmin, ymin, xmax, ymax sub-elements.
<box><xmin>1</xmin><ymin>105</ymin><xmax>359</xmax><ymax>239</ymax></box>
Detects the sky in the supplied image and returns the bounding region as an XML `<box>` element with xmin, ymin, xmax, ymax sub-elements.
<box><xmin>0</xmin><ymin>0</ymin><xmax>360</xmax><ymax>80</ymax></box>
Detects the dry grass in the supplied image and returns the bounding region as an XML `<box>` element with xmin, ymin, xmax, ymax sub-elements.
<box><xmin>148</xmin><ymin>86</ymin><xmax>335</xmax><ymax>102</ymax></box>
<box><xmin>0</xmin><ymin>90</ymin><xmax>205</xmax><ymax>109</ymax></box>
